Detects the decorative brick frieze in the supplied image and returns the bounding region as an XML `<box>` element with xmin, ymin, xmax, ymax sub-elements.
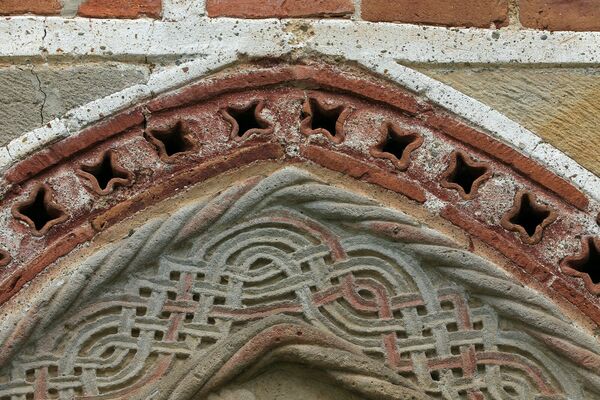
<box><xmin>0</xmin><ymin>61</ymin><xmax>598</xmax><ymax>330</ymax></box>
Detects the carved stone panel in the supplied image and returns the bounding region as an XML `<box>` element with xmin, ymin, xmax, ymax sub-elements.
<box><xmin>1</xmin><ymin>168</ymin><xmax>598</xmax><ymax>400</ymax></box>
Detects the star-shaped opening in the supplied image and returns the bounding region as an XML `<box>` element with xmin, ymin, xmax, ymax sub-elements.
<box><xmin>146</xmin><ymin>120</ymin><xmax>195</xmax><ymax>161</ymax></box>
<box><xmin>501</xmin><ymin>191</ymin><xmax>556</xmax><ymax>245</ymax></box>
<box><xmin>221</xmin><ymin>100</ymin><xmax>273</xmax><ymax>140</ymax></box>
<box><xmin>12</xmin><ymin>184</ymin><xmax>68</xmax><ymax>236</ymax></box>
<box><xmin>300</xmin><ymin>97</ymin><xmax>349</xmax><ymax>144</ymax></box>
<box><xmin>441</xmin><ymin>151</ymin><xmax>491</xmax><ymax>199</ymax></box>
<box><xmin>78</xmin><ymin>150</ymin><xmax>134</xmax><ymax>195</ymax></box>
<box><xmin>562</xmin><ymin>237</ymin><xmax>600</xmax><ymax>294</ymax></box>
<box><xmin>370</xmin><ymin>122</ymin><xmax>423</xmax><ymax>170</ymax></box>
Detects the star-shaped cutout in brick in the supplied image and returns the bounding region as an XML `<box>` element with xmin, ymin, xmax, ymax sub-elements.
<box><xmin>370</xmin><ymin>122</ymin><xmax>423</xmax><ymax>171</ymax></box>
<box><xmin>300</xmin><ymin>97</ymin><xmax>351</xmax><ymax>144</ymax></box>
<box><xmin>221</xmin><ymin>100</ymin><xmax>273</xmax><ymax>141</ymax></box>
<box><xmin>501</xmin><ymin>191</ymin><xmax>556</xmax><ymax>245</ymax></box>
<box><xmin>441</xmin><ymin>151</ymin><xmax>492</xmax><ymax>199</ymax></box>
<box><xmin>77</xmin><ymin>150</ymin><xmax>134</xmax><ymax>195</ymax></box>
<box><xmin>562</xmin><ymin>237</ymin><xmax>600</xmax><ymax>295</ymax></box>
<box><xmin>0</xmin><ymin>249</ymin><xmax>10</xmax><ymax>268</ymax></box>
<box><xmin>146</xmin><ymin>120</ymin><xmax>196</xmax><ymax>161</ymax></box>
<box><xmin>12</xmin><ymin>184</ymin><xmax>68</xmax><ymax>236</ymax></box>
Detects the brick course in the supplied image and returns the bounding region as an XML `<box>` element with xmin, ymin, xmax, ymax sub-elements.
<box><xmin>362</xmin><ymin>0</ymin><xmax>509</xmax><ymax>28</ymax></box>
<box><xmin>0</xmin><ymin>0</ymin><xmax>60</xmax><ymax>16</ymax></box>
<box><xmin>206</xmin><ymin>0</ymin><xmax>354</xmax><ymax>18</ymax></box>
<box><xmin>520</xmin><ymin>0</ymin><xmax>600</xmax><ymax>31</ymax></box>
<box><xmin>77</xmin><ymin>0</ymin><xmax>162</xmax><ymax>19</ymax></box>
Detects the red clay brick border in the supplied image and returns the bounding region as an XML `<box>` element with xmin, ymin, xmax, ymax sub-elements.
<box><xmin>7</xmin><ymin>64</ymin><xmax>586</xmax><ymax>211</ymax></box>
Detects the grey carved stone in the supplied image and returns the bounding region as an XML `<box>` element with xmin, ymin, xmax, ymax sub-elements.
<box><xmin>0</xmin><ymin>167</ymin><xmax>599</xmax><ymax>399</ymax></box>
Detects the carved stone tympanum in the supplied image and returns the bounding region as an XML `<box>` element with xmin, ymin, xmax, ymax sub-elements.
<box><xmin>1</xmin><ymin>168</ymin><xmax>598</xmax><ymax>399</ymax></box>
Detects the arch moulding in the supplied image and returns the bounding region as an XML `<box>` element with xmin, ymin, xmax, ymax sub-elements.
<box><xmin>0</xmin><ymin>59</ymin><xmax>599</xmax><ymax>400</ymax></box>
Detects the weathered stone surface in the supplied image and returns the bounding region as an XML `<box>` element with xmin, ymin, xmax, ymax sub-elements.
<box><xmin>211</xmin><ymin>364</ymin><xmax>366</xmax><ymax>399</ymax></box>
<box><xmin>416</xmin><ymin>65</ymin><xmax>600</xmax><ymax>176</ymax></box>
<box><xmin>362</xmin><ymin>0</ymin><xmax>508</xmax><ymax>27</ymax></box>
<box><xmin>0</xmin><ymin>167</ymin><xmax>598</xmax><ymax>399</ymax></box>
<box><xmin>0</xmin><ymin>63</ymin><xmax>149</xmax><ymax>147</ymax></box>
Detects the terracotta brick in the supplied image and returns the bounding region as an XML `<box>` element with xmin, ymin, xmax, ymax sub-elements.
<box><xmin>362</xmin><ymin>0</ymin><xmax>508</xmax><ymax>28</ymax></box>
<box><xmin>78</xmin><ymin>0</ymin><xmax>161</xmax><ymax>19</ymax></box>
<box><xmin>206</xmin><ymin>0</ymin><xmax>354</xmax><ymax>18</ymax></box>
<box><xmin>520</xmin><ymin>0</ymin><xmax>600</xmax><ymax>31</ymax></box>
<box><xmin>0</xmin><ymin>0</ymin><xmax>60</xmax><ymax>15</ymax></box>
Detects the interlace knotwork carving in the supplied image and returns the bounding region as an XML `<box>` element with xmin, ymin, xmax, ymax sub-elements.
<box><xmin>0</xmin><ymin>168</ymin><xmax>598</xmax><ymax>400</ymax></box>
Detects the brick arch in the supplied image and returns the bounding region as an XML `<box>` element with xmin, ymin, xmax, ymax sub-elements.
<box><xmin>0</xmin><ymin>60</ymin><xmax>598</xmax><ymax>331</ymax></box>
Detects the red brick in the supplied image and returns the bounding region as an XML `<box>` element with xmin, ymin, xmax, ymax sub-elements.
<box><xmin>301</xmin><ymin>145</ymin><xmax>427</xmax><ymax>203</ymax></box>
<box><xmin>206</xmin><ymin>0</ymin><xmax>354</xmax><ymax>18</ymax></box>
<box><xmin>77</xmin><ymin>0</ymin><xmax>161</xmax><ymax>19</ymax></box>
<box><xmin>0</xmin><ymin>0</ymin><xmax>60</xmax><ymax>15</ymax></box>
<box><xmin>520</xmin><ymin>0</ymin><xmax>600</xmax><ymax>31</ymax></box>
<box><xmin>362</xmin><ymin>0</ymin><xmax>508</xmax><ymax>28</ymax></box>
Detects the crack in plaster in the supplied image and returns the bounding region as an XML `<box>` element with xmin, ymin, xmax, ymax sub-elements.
<box><xmin>30</xmin><ymin>68</ymin><xmax>47</xmax><ymax>125</ymax></box>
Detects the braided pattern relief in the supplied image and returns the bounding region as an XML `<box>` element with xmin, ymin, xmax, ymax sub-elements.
<box><xmin>0</xmin><ymin>167</ymin><xmax>599</xmax><ymax>400</ymax></box>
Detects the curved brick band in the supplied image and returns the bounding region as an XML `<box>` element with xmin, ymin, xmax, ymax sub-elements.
<box><xmin>0</xmin><ymin>61</ymin><xmax>598</xmax><ymax>329</ymax></box>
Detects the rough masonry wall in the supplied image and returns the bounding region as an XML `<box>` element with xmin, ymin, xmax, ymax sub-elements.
<box><xmin>0</xmin><ymin>63</ymin><xmax>149</xmax><ymax>146</ymax></box>
<box><xmin>3</xmin><ymin>0</ymin><xmax>600</xmax><ymax>30</ymax></box>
